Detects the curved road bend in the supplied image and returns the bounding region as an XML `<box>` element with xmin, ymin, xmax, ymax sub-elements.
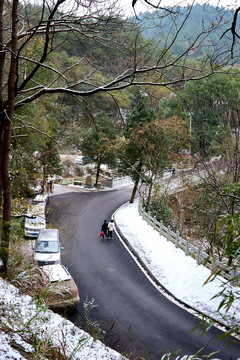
<box><xmin>47</xmin><ymin>189</ymin><xmax>240</xmax><ymax>360</ymax></box>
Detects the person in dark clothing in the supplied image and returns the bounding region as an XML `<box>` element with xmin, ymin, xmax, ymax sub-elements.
<box><xmin>49</xmin><ymin>179</ymin><xmax>53</xmax><ymax>193</ymax></box>
<box><xmin>101</xmin><ymin>220</ymin><xmax>108</xmax><ymax>239</ymax></box>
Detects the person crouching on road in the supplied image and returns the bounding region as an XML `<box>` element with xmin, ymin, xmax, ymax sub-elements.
<box><xmin>108</xmin><ymin>219</ymin><xmax>114</xmax><ymax>240</ymax></box>
<box><xmin>101</xmin><ymin>220</ymin><xmax>108</xmax><ymax>239</ymax></box>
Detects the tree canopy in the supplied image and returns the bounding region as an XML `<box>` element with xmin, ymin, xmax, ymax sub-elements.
<box><xmin>81</xmin><ymin>113</ymin><xmax>117</xmax><ymax>186</ymax></box>
<box><xmin>0</xmin><ymin>0</ymin><xmax>239</xmax><ymax>273</ymax></box>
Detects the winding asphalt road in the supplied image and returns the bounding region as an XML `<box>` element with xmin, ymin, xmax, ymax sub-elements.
<box><xmin>47</xmin><ymin>187</ymin><xmax>240</xmax><ymax>359</ymax></box>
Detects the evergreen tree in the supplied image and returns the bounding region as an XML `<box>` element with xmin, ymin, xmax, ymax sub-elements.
<box><xmin>125</xmin><ymin>98</ymin><xmax>156</xmax><ymax>134</ymax></box>
<box><xmin>81</xmin><ymin>113</ymin><xmax>117</xmax><ymax>187</ymax></box>
<box><xmin>128</xmin><ymin>119</ymin><xmax>171</xmax><ymax>210</ymax></box>
<box><xmin>181</xmin><ymin>72</ymin><xmax>240</xmax><ymax>156</ymax></box>
<box><xmin>38</xmin><ymin>139</ymin><xmax>62</xmax><ymax>192</ymax></box>
<box><xmin>120</xmin><ymin>99</ymin><xmax>157</xmax><ymax>203</ymax></box>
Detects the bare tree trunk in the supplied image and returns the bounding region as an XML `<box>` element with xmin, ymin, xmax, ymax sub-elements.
<box><xmin>130</xmin><ymin>180</ymin><xmax>138</xmax><ymax>204</ymax></box>
<box><xmin>43</xmin><ymin>163</ymin><xmax>47</xmax><ymax>194</ymax></box>
<box><xmin>0</xmin><ymin>0</ymin><xmax>18</xmax><ymax>273</ymax></box>
<box><xmin>227</xmin><ymin>114</ymin><xmax>240</xmax><ymax>266</ymax></box>
<box><xmin>145</xmin><ymin>176</ymin><xmax>154</xmax><ymax>212</ymax></box>
<box><xmin>0</xmin><ymin>0</ymin><xmax>4</xmax><ymax>103</ymax></box>
<box><xmin>95</xmin><ymin>156</ymin><xmax>101</xmax><ymax>187</ymax></box>
<box><xmin>0</xmin><ymin>124</ymin><xmax>3</xmax><ymax>210</ymax></box>
<box><xmin>0</xmin><ymin>0</ymin><xmax>5</xmax><ymax>210</ymax></box>
<box><xmin>129</xmin><ymin>161</ymin><xmax>142</xmax><ymax>203</ymax></box>
<box><xmin>1</xmin><ymin>115</ymin><xmax>12</xmax><ymax>273</ymax></box>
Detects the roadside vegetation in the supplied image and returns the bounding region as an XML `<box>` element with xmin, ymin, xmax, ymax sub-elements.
<box><xmin>0</xmin><ymin>0</ymin><xmax>239</xmax><ymax>355</ymax></box>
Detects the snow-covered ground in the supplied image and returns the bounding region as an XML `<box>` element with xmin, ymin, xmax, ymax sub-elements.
<box><xmin>115</xmin><ymin>200</ymin><xmax>240</xmax><ymax>328</ymax></box>
<box><xmin>0</xmin><ymin>182</ymin><xmax>240</xmax><ymax>359</ymax></box>
<box><xmin>0</xmin><ymin>276</ymin><xmax>127</xmax><ymax>360</ymax></box>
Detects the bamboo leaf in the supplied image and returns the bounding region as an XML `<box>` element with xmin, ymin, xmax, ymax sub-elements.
<box><xmin>203</xmin><ymin>266</ymin><xmax>221</xmax><ymax>286</ymax></box>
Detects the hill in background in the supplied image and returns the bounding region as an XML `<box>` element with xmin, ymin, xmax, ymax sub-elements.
<box><xmin>134</xmin><ymin>4</ymin><xmax>239</xmax><ymax>60</ymax></box>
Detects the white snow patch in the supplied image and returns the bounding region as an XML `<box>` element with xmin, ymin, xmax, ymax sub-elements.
<box><xmin>115</xmin><ymin>200</ymin><xmax>240</xmax><ymax>328</ymax></box>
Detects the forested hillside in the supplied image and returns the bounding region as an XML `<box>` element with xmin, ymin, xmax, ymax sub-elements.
<box><xmin>0</xmin><ymin>1</ymin><xmax>239</xmax><ymax>352</ymax></box>
<box><xmin>136</xmin><ymin>4</ymin><xmax>240</xmax><ymax>59</ymax></box>
<box><xmin>0</xmin><ymin>0</ymin><xmax>239</xmax><ymax>274</ymax></box>
<box><xmin>3</xmin><ymin>1</ymin><xmax>239</xmax><ymax>201</ymax></box>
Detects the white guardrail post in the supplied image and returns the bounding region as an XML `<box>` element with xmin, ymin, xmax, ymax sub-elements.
<box><xmin>185</xmin><ymin>238</ymin><xmax>189</xmax><ymax>256</ymax></box>
<box><xmin>167</xmin><ymin>226</ymin><xmax>170</xmax><ymax>241</ymax></box>
<box><xmin>138</xmin><ymin>198</ymin><xmax>141</xmax><ymax>212</ymax></box>
<box><xmin>138</xmin><ymin>198</ymin><xmax>239</xmax><ymax>284</ymax></box>
<box><xmin>159</xmin><ymin>221</ymin><xmax>163</xmax><ymax>236</ymax></box>
<box><xmin>197</xmin><ymin>245</ymin><xmax>202</xmax><ymax>265</ymax></box>
<box><xmin>175</xmin><ymin>230</ymin><xmax>179</xmax><ymax>248</ymax></box>
<box><xmin>147</xmin><ymin>212</ymin><xmax>150</xmax><ymax>225</ymax></box>
<box><xmin>153</xmin><ymin>216</ymin><xmax>156</xmax><ymax>230</ymax></box>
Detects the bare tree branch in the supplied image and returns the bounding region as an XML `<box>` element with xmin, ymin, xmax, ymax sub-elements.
<box><xmin>221</xmin><ymin>7</ymin><xmax>240</xmax><ymax>59</ymax></box>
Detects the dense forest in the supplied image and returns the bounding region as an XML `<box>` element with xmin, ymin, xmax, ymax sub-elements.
<box><xmin>0</xmin><ymin>0</ymin><xmax>239</xmax><ymax>349</ymax></box>
<box><xmin>1</xmin><ymin>1</ymin><xmax>239</xmax><ymax>226</ymax></box>
<box><xmin>136</xmin><ymin>4</ymin><xmax>240</xmax><ymax>59</ymax></box>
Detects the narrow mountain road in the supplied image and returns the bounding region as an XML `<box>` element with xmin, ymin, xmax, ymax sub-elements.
<box><xmin>47</xmin><ymin>188</ymin><xmax>240</xmax><ymax>359</ymax></box>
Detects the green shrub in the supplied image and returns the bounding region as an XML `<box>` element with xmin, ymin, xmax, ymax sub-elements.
<box><xmin>148</xmin><ymin>193</ymin><xmax>174</xmax><ymax>228</ymax></box>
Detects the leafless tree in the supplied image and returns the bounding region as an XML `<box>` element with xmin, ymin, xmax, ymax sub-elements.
<box><xmin>0</xmin><ymin>0</ymin><xmax>238</xmax><ymax>272</ymax></box>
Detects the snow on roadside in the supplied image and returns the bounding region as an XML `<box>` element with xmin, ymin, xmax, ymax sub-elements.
<box><xmin>0</xmin><ymin>278</ymin><xmax>127</xmax><ymax>360</ymax></box>
<box><xmin>115</xmin><ymin>199</ymin><xmax>240</xmax><ymax>328</ymax></box>
<box><xmin>1</xmin><ymin>189</ymin><xmax>240</xmax><ymax>359</ymax></box>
